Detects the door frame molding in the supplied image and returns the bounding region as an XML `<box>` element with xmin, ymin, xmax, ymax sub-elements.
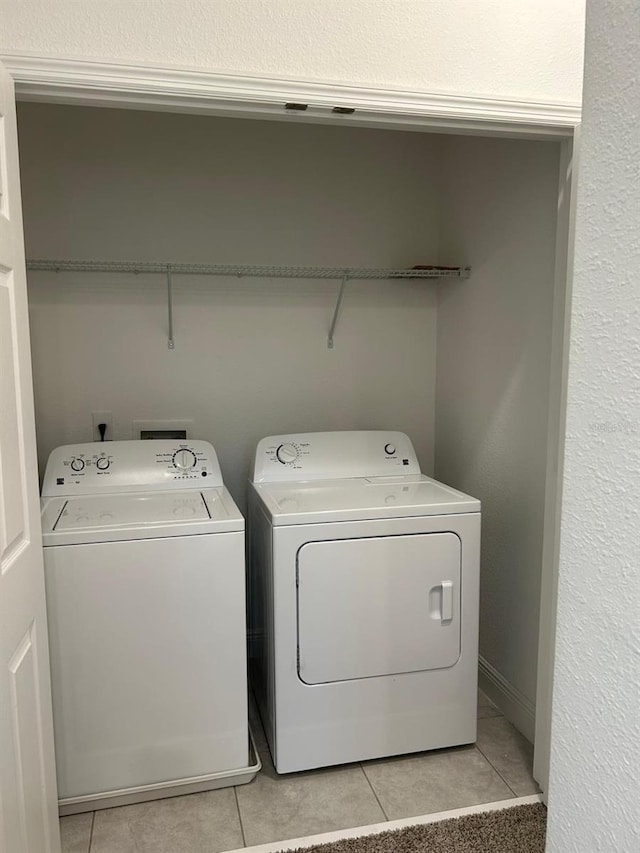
<box><xmin>1</xmin><ymin>51</ymin><xmax>579</xmax><ymax>794</ymax></box>
<box><xmin>2</xmin><ymin>53</ymin><xmax>580</xmax><ymax>138</ymax></box>
<box><xmin>533</xmin><ymin>132</ymin><xmax>579</xmax><ymax>794</ymax></box>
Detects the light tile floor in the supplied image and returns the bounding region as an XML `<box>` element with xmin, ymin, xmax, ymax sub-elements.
<box><xmin>60</xmin><ymin>691</ymin><xmax>539</xmax><ymax>852</ymax></box>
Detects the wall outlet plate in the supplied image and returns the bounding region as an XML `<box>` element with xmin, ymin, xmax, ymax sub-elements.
<box><xmin>132</xmin><ymin>419</ymin><xmax>195</xmax><ymax>440</ymax></box>
<box><xmin>92</xmin><ymin>411</ymin><xmax>113</xmax><ymax>442</ymax></box>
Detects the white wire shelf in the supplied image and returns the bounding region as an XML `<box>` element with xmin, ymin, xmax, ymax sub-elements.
<box><xmin>26</xmin><ymin>259</ymin><xmax>470</xmax><ymax>281</ymax></box>
<box><xmin>25</xmin><ymin>259</ymin><xmax>471</xmax><ymax>348</ymax></box>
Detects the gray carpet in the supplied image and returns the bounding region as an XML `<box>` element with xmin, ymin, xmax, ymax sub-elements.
<box><xmin>285</xmin><ymin>804</ymin><xmax>546</xmax><ymax>853</ymax></box>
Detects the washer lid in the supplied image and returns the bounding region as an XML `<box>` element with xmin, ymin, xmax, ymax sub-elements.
<box><xmin>41</xmin><ymin>488</ymin><xmax>244</xmax><ymax>545</ymax></box>
<box><xmin>252</xmin><ymin>475</ymin><xmax>480</xmax><ymax>525</ymax></box>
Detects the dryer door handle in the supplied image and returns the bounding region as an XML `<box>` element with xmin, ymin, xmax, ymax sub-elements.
<box><xmin>428</xmin><ymin>581</ymin><xmax>454</xmax><ymax>623</ymax></box>
<box><xmin>441</xmin><ymin>581</ymin><xmax>454</xmax><ymax>622</ymax></box>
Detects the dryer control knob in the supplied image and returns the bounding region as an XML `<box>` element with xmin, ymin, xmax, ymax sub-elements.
<box><xmin>276</xmin><ymin>443</ymin><xmax>299</xmax><ymax>465</ymax></box>
<box><xmin>384</xmin><ymin>443</ymin><xmax>396</xmax><ymax>455</ymax></box>
<box><xmin>70</xmin><ymin>458</ymin><xmax>85</xmax><ymax>472</ymax></box>
<box><xmin>173</xmin><ymin>449</ymin><xmax>197</xmax><ymax>471</ymax></box>
<box><xmin>96</xmin><ymin>457</ymin><xmax>110</xmax><ymax>470</ymax></box>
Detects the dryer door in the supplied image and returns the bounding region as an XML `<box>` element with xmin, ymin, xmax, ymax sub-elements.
<box><xmin>297</xmin><ymin>533</ymin><xmax>461</xmax><ymax>684</ymax></box>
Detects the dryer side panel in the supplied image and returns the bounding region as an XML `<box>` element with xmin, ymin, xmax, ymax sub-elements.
<box><xmin>297</xmin><ymin>532</ymin><xmax>461</xmax><ymax>685</ymax></box>
<box><xmin>247</xmin><ymin>486</ymin><xmax>277</xmax><ymax>754</ymax></box>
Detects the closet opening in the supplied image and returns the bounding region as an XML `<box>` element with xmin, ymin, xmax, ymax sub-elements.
<box><xmin>16</xmin><ymin>98</ymin><xmax>573</xmax><ymax>831</ymax></box>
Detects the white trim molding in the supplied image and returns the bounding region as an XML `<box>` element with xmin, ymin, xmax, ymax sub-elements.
<box><xmin>2</xmin><ymin>53</ymin><xmax>581</xmax><ymax>138</ymax></box>
<box><xmin>479</xmin><ymin>656</ymin><xmax>536</xmax><ymax>743</ymax></box>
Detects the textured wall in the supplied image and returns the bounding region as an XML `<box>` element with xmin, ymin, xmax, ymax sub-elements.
<box><xmin>434</xmin><ymin>136</ymin><xmax>560</xmax><ymax>713</ymax></box>
<box><xmin>1</xmin><ymin>0</ymin><xmax>585</xmax><ymax>103</ymax></box>
<box><xmin>546</xmin><ymin>1</ymin><xmax>640</xmax><ymax>850</ymax></box>
<box><xmin>18</xmin><ymin>103</ymin><xmax>441</xmax><ymax>507</ymax></box>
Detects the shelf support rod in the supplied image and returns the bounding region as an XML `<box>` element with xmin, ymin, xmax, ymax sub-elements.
<box><xmin>327</xmin><ymin>274</ymin><xmax>349</xmax><ymax>349</ymax></box>
<box><xmin>166</xmin><ymin>265</ymin><xmax>175</xmax><ymax>350</ymax></box>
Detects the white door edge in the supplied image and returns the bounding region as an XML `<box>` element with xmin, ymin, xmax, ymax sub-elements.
<box><xmin>0</xmin><ymin>58</ymin><xmax>61</xmax><ymax>853</ymax></box>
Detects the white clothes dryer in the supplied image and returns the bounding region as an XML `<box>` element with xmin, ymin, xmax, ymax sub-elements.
<box><xmin>248</xmin><ymin>431</ymin><xmax>481</xmax><ymax>773</ymax></box>
<box><xmin>41</xmin><ymin>440</ymin><xmax>259</xmax><ymax>813</ymax></box>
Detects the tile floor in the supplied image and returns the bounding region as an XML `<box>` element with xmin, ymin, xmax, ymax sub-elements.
<box><xmin>60</xmin><ymin>691</ymin><xmax>539</xmax><ymax>853</ymax></box>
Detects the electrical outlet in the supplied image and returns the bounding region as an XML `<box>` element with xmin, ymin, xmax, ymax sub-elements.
<box><xmin>92</xmin><ymin>411</ymin><xmax>113</xmax><ymax>442</ymax></box>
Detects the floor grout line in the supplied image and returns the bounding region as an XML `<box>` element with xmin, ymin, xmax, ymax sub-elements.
<box><xmin>234</xmin><ymin>785</ymin><xmax>248</xmax><ymax>849</ymax></box>
<box><xmin>87</xmin><ymin>811</ymin><xmax>96</xmax><ymax>853</ymax></box>
<box><xmin>359</xmin><ymin>762</ymin><xmax>389</xmax><ymax>821</ymax></box>
<box><xmin>473</xmin><ymin>743</ymin><xmax>519</xmax><ymax>797</ymax></box>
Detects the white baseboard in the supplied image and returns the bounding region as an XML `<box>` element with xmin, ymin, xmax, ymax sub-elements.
<box><xmin>478</xmin><ymin>656</ymin><xmax>536</xmax><ymax>743</ymax></box>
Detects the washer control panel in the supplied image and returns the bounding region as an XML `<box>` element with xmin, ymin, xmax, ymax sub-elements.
<box><xmin>42</xmin><ymin>440</ymin><xmax>223</xmax><ymax>496</ymax></box>
<box><xmin>252</xmin><ymin>431</ymin><xmax>421</xmax><ymax>483</ymax></box>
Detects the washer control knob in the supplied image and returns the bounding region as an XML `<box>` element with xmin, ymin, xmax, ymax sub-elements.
<box><xmin>276</xmin><ymin>443</ymin><xmax>299</xmax><ymax>465</ymax></box>
<box><xmin>96</xmin><ymin>457</ymin><xmax>110</xmax><ymax>471</ymax></box>
<box><xmin>384</xmin><ymin>443</ymin><xmax>396</xmax><ymax>456</ymax></box>
<box><xmin>70</xmin><ymin>458</ymin><xmax>85</xmax><ymax>472</ymax></box>
<box><xmin>173</xmin><ymin>449</ymin><xmax>198</xmax><ymax>471</ymax></box>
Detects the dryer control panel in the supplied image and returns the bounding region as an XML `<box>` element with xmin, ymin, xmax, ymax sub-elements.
<box><xmin>42</xmin><ymin>440</ymin><xmax>224</xmax><ymax>496</ymax></box>
<box><xmin>252</xmin><ymin>431</ymin><xmax>421</xmax><ymax>483</ymax></box>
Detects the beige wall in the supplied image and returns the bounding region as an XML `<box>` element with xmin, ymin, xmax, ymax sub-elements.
<box><xmin>19</xmin><ymin>102</ymin><xmax>563</xmax><ymax>730</ymax></box>
<box><xmin>547</xmin><ymin>0</ymin><xmax>640</xmax><ymax>848</ymax></box>
<box><xmin>18</xmin><ymin>103</ymin><xmax>441</xmax><ymax>508</ymax></box>
<box><xmin>434</xmin><ymin>135</ymin><xmax>561</xmax><ymax>714</ymax></box>
<box><xmin>1</xmin><ymin>0</ymin><xmax>585</xmax><ymax>104</ymax></box>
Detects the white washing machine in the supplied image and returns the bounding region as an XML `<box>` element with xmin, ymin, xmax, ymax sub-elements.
<box><xmin>248</xmin><ymin>431</ymin><xmax>481</xmax><ymax>774</ymax></box>
<box><xmin>41</xmin><ymin>440</ymin><xmax>259</xmax><ymax>814</ymax></box>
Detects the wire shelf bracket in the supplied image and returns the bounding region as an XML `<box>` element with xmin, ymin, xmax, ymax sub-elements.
<box><xmin>26</xmin><ymin>260</ymin><xmax>471</xmax><ymax>349</ymax></box>
<box><xmin>327</xmin><ymin>275</ymin><xmax>349</xmax><ymax>349</ymax></box>
<box><xmin>166</xmin><ymin>265</ymin><xmax>175</xmax><ymax>350</ymax></box>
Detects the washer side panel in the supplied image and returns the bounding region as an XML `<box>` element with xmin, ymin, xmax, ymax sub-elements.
<box><xmin>44</xmin><ymin>533</ymin><xmax>248</xmax><ymax>798</ymax></box>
